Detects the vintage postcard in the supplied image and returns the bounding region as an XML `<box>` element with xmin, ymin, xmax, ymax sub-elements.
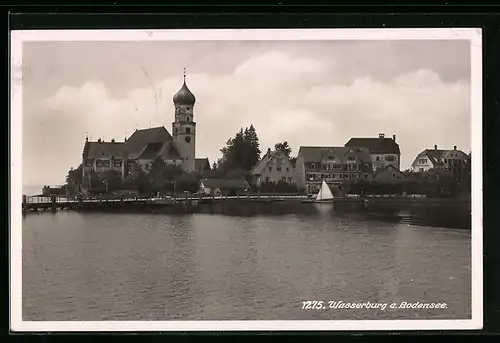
<box><xmin>10</xmin><ymin>28</ymin><xmax>482</xmax><ymax>331</ymax></box>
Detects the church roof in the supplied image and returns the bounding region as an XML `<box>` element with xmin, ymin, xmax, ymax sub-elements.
<box><xmin>195</xmin><ymin>158</ymin><xmax>211</xmax><ymax>172</ymax></box>
<box><xmin>83</xmin><ymin>141</ymin><xmax>125</xmax><ymax>159</ymax></box>
<box><xmin>345</xmin><ymin>137</ymin><xmax>400</xmax><ymax>154</ymax></box>
<box><xmin>83</xmin><ymin>126</ymin><xmax>182</xmax><ymax>161</ymax></box>
<box><xmin>124</xmin><ymin>126</ymin><xmax>177</xmax><ymax>159</ymax></box>
<box><xmin>173</xmin><ymin>79</ymin><xmax>196</xmax><ymax>106</ymax></box>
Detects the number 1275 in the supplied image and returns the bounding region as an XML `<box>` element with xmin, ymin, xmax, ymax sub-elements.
<box><xmin>302</xmin><ymin>301</ymin><xmax>325</xmax><ymax>310</ymax></box>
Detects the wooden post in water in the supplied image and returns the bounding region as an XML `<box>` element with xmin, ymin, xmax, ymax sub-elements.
<box><xmin>22</xmin><ymin>195</ymin><xmax>27</xmax><ymax>216</ymax></box>
<box><xmin>50</xmin><ymin>194</ymin><xmax>57</xmax><ymax>212</ymax></box>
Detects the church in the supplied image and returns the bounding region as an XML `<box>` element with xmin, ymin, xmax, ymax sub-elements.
<box><xmin>81</xmin><ymin>72</ymin><xmax>210</xmax><ymax>188</ymax></box>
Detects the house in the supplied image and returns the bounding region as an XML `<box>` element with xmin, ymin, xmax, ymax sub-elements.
<box><xmin>295</xmin><ymin>146</ymin><xmax>373</xmax><ymax>194</ymax></box>
<box><xmin>195</xmin><ymin>158</ymin><xmax>211</xmax><ymax>175</ymax></box>
<box><xmin>250</xmin><ymin>148</ymin><xmax>298</xmax><ymax>186</ymax></box>
<box><xmin>345</xmin><ymin>133</ymin><xmax>401</xmax><ymax>171</ymax></box>
<box><xmin>198</xmin><ymin>178</ymin><xmax>250</xmax><ymax>196</ymax></box>
<box><xmin>372</xmin><ymin>165</ymin><xmax>405</xmax><ymax>183</ymax></box>
<box><xmin>80</xmin><ymin>72</ymin><xmax>210</xmax><ymax>189</ymax></box>
<box><xmin>411</xmin><ymin>145</ymin><xmax>469</xmax><ymax>180</ymax></box>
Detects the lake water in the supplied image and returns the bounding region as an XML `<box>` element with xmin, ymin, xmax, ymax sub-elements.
<box><xmin>21</xmin><ymin>203</ymin><xmax>471</xmax><ymax>321</ymax></box>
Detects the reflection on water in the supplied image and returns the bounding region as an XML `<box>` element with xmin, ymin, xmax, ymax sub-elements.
<box><xmin>22</xmin><ymin>203</ymin><xmax>471</xmax><ymax>321</ymax></box>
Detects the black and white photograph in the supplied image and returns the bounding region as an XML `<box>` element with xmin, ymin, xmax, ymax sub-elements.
<box><xmin>10</xmin><ymin>28</ymin><xmax>482</xmax><ymax>331</ymax></box>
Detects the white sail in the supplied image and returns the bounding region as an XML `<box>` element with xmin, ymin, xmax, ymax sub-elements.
<box><xmin>316</xmin><ymin>180</ymin><xmax>334</xmax><ymax>201</ymax></box>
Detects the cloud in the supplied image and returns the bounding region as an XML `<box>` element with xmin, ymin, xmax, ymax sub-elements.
<box><xmin>25</xmin><ymin>50</ymin><xmax>470</xmax><ymax>186</ymax></box>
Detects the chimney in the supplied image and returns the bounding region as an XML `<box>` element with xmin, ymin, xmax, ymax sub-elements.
<box><xmin>97</xmin><ymin>138</ymin><xmax>102</xmax><ymax>143</ymax></box>
<box><xmin>434</xmin><ymin>145</ymin><xmax>437</xmax><ymax>150</ymax></box>
<box><xmin>111</xmin><ymin>138</ymin><xmax>115</xmax><ymax>143</ymax></box>
<box><xmin>267</xmin><ymin>148</ymin><xmax>271</xmax><ymax>154</ymax></box>
<box><xmin>393</xmin><ymin>134</ymin><xmax>396</xmax><ymax>142</ymax></box>
<box><xmin>379</xmin><ymin>133</ymin><xmax>385</xmax><ymax>139</ymax></box>
<box><xmin>454</xmin><ymin>145</ymin><xmax>457</xmax><ymax>150</ymax></box>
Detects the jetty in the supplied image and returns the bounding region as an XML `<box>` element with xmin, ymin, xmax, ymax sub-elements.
<box><xmin>21</xmin><ymin>194</ymin><xmax>311</xmax><ymax>216</ymax></box>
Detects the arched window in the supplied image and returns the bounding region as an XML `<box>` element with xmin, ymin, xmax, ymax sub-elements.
<box><xmin>186</xmin><ymin>116</ymin><xmax>190</xmax><ymax>122</ymax></box>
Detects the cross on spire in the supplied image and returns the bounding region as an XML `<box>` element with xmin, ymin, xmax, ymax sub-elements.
<box><xmin>183</xmin><ymin>68</ymin><xmax>186</xmax><ymax>81</ymax></box>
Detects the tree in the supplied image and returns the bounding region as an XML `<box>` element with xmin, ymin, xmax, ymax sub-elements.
<box><xmin>66</xmin><ymin>164</ymin><xmax>83</xmax><ymax>186</ymax></box>
<box><xmin>243</xmin><ymin>124</ymin><xmax>261</xmax><ymax>169</ymax></box>
<box><xmin>217</xmin><ymin>124</ymin><xmax>261</xmax><ymax>172</ymax></box>
<box><xmin>274</xmin><ymin>141</ymin><xmax>292</xmax><ymax>157</ymax></box>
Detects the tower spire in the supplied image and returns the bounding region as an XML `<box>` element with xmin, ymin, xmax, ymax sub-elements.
<box><xmin>183</xmin><ymin>68</ymin><xmax>186</xmax><ymax>82</ymax></box>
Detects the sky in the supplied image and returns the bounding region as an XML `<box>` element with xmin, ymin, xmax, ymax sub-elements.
<box><xmin>20</xmin><ymin>39</ymin><xmax>471</xmax><ymax>189</ymax></box>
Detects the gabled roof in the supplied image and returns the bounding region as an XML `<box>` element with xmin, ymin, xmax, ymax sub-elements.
<box><xmin>138</xmin><ymin>142</ymin><xmax>164</xmax><ymax>160</ymax></box>
<box><xmin>158</xmin><ymin>141</ymin><xmax>182</xmax><ymax>160</ymax></box>
<box><xmin>195</xmin><ymin>158</ymin><xmax>211</xmax><ymax>172</ymax></box>
<box><xmin>83</xmin><ymin>141</ymin><xmax>125</xmax><ymax>159</ymax></box>
<box><xmin>297</xmin><ymin>146</ymin><xmax>372</xmax><ymax>164</ymax></box>
<box><xmin>345</xmin><ymin>137</ymin><xmax>400</xmax><ymax>154</ymax></box>
<box><xmin>250</xmin><ymin>149</ymin><xmax>293</xmax><ymax>175</ymax></box>
<box><xmin>413</xmin><ymin>148</ymin><xmax>469</xmax><ymax>167</ymax></box>
<box><xmin>200</xmin><ymin>178</ymin><xmax>249</xmax><ymax>190</ymax></box>
<box><xmin>125</xmin><ymin>126</ymin><xmax>175</xmax><ymax>159</ymax></box>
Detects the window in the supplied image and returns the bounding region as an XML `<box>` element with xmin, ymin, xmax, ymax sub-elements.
<box><xmin>286</xmin><ymin>167</ymin><xmax>289</xmax><ymax>172</ymax></box>
<box><xmin>419</xmin><ymin>168</ymin><xmax>424</xmax><ymax>172</ymax></box>
<box><xmin>419</xmin><ymin>159</ymin><xmax>426</xmax><ymax>164</ymax></box>
<box><xmin>277</xmin><ymin>166</ymin><xmax>282</xmax><ymax>172</ymax></box>
<box><xmin>365</xmin><ymin>174</ymin><xmax>368</xmax><ymax>179</ymax></box>
<box><xmin>376</xmin><ymin>156</ymin><xmax>380</xmax><ymax>161</ymax></box>
<box><xmin>266</xmin><ymin>177</ymin><xmax>270</xmax><ymax>182</ymax></box>
<box><xmin>174</xmin><ymin>128</ymin><xmax>178</xmax><ymax>134</ymax></box>
<box><xmin>348</xmin><ymin>156</ymin><xmax>354</xmax><ymax>161</ymax></box>
<box><xmin>386</xmin><ymin>155</ymin><xmax>395</xmax><ymax>161</ymax></box>
<box><xmin>281</xmin><ymin>177</ymin><xmax>286</xmax><ymax>182</ymax></box>
<box><xmin>145</xmin><ymin>164</ymin><xmax>150</xmax><ymax>171</ymax></box>
<box><xmin>186</xmin><ymin>127</ymin><xmax>191</xmax><ymax>134</ymax></box>
<box><xmin>322</xmin><ymin>164</ymin><xmax>327</xmax><ymax>170</ymax></box>
<box><xmin>86</xmin><ymin>159</ymin><xmax>92</xmax><ymax>167</ymax></box>
<box><xmin>114</xmin><ymin>160</ymin><xmax>122</xmax><ymax>167</ymax></box>
<box><xmin>311</xmin><ymin>163</ymin><xmax>315</xmax><ymax>168</ymax></box>
<box><xmin>186</xmin><ymin>116</ymin><xmax>190</xmax><ymax>122</ymax></box>
<box><xmin>269</xmin><ymin>167</ymin><xmax>272</xmax><ymax>172</ymax></box>
<box><xmin>392</xmin><ymin>173</ymin><xmax>396</xmax><ymax>178</ymax></box>
<box><xmin>186</xmin><ymin>107</ymin><xmax>190</xmax><ymax>111</ymax></box>
<box><xmin>332</xmin><ymin>174</ymin><xmax>336</xmax><ymax>179</ymax></box>
<box><xmin>288</xmin><ymin>177</ymin><xmax>292</xmax><ymax>182</ymax></box>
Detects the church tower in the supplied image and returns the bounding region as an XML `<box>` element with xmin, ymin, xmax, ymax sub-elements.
<box><xmin>172</xmin><ymin>69</ymin><xmax>196</xmax><ymax>172</ymax></box>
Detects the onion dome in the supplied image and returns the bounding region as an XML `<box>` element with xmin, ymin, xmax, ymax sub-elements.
<box><xmin>173</xmin><ymin>70</ymin><xmax>196</xmax><ymax>106</ymax></box>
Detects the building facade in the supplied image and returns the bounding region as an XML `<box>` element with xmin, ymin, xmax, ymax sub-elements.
<box><xmin>345</xmin><ymin>133</ymin><xmax>401</xmax><ymax>171</ymax></box>
<box><xmin>250</xmin><ymin>148</ymin><xmax>298</xmax><ymax>186</ymax></box>
<box><xmin>296</xmin><ymin>146</ymin><xmax>373</xmax><ymax>194</ymax></box>
<box><xmin>411</xmin><ymin>145</ymin><xmax>469</xmax><ymax>179</ymax></box>
<box><xmin>81</xmin><ymin>73</ymin><xmax>206</xmax><ymax>189</ymax></box>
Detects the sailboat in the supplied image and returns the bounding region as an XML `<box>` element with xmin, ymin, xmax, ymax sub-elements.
<box><xmin>313</xmin><ymin>180</ymin><xmax>335</xmax><ymax>203</ymax></box>
<box><xmin>302</xmin><ymin>180</ymin><xmax>334</xmax><ymax>203</ymax></box>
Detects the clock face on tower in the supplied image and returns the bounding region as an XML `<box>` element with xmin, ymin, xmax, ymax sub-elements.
<box><xmin>185</xmin><ymin>136</ymin><xmax>191</xmax><ymax>143</ymax></box>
